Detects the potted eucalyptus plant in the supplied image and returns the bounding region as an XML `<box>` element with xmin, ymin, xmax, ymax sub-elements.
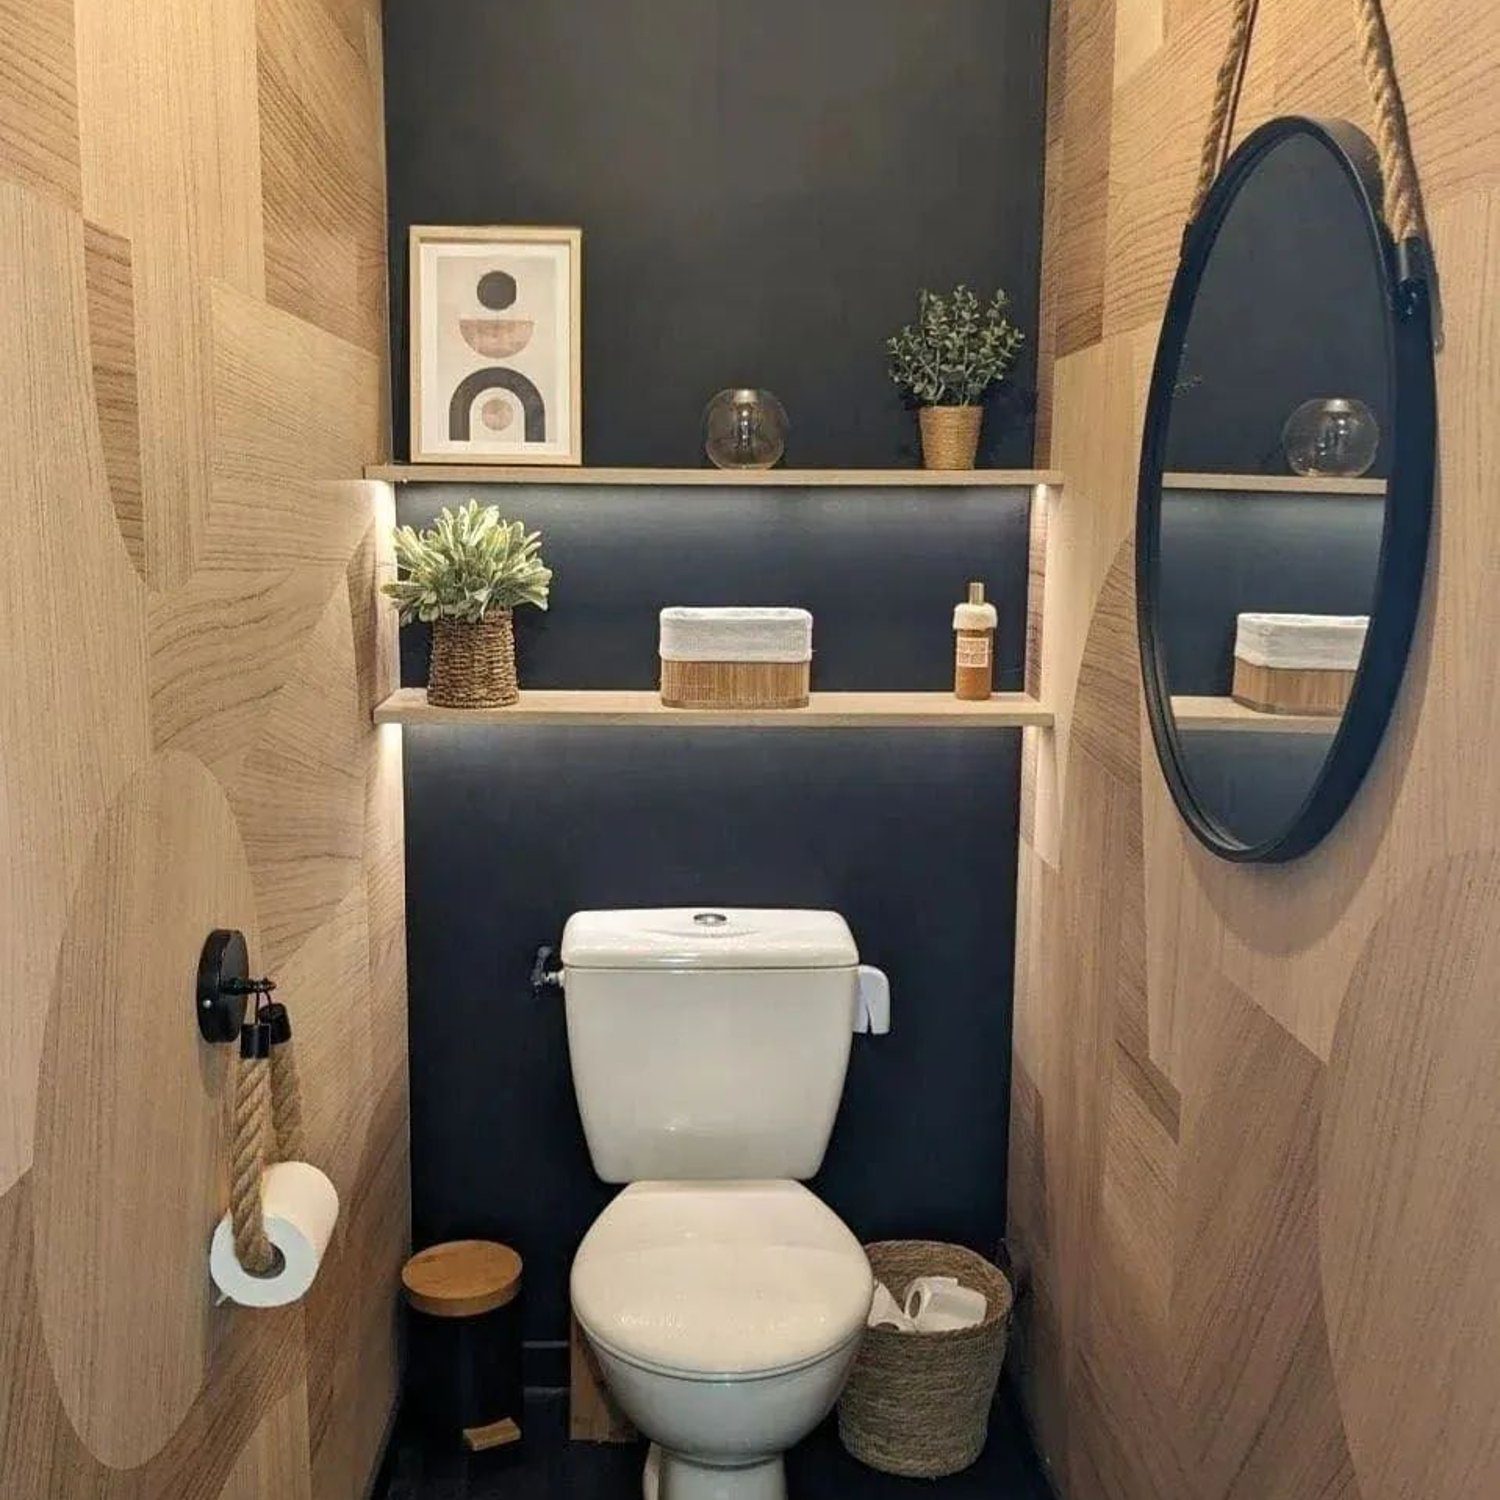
<box><xmin>383</xmin><ymin>500</ymin><xmax>552</xmax><ymax>708</ymax></box>
<box><xmin>887</xmin><ymin>286</ymin><xmax>1025</xmax><ymax>470</ymax></box>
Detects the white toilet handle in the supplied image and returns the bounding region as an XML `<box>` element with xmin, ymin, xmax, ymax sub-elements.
<box><xmin>855</xmin><ymin>965</ymin><xmax>890</xmax><ymax>1035</ymax></box>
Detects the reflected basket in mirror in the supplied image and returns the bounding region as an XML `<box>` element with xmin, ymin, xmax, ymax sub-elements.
<box><xmin>1231</xmin><ymin>613</ymin><xmax>1368</xmax><ymax>716</ymax></box>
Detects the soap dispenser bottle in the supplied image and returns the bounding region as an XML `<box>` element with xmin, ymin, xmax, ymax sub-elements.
<box><xmin>953</xmin><ymin>582</ymin><xmax>997</xmax><ymax>700</ymax></box>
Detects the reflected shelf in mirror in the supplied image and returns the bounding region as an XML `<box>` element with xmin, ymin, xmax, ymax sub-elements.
<box><xmin>1162</xmin><ymin>471</ymin><xmax>1386</xmax><ymax>496</ymax></box>
<box><xmin>1171</xmin><ymin>695</ymin><xmax>1341</xmax><ymax>735</ymax></box>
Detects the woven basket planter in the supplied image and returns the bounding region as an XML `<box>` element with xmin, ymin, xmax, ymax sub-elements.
<box><xmin>837</xmin><ymin>1241</ymin><xmax>1014</xmax><ymax>1478</ymax></box>
<box><xmin>919</xmin><ymin>405</ymin><xmax>983</xmax><ymax>470</ymax></box>
<box><xmin>427</xmin><ymin>610</ymin><xmax>520</xmax><ymax>708</ymax></box>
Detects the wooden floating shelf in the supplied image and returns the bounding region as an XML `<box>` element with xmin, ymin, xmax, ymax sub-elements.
<box><xmin>375</xmin><ymin>687</ymin><xmax>1053</xmax><ymax>729</ymax></box>
<box><xmin>365</xmin><ymin>464</ymin><xmax>1062</xmax><ymax>489</ymax></box>
<box><xmin>1172</xmin><ymin>695</ymin><xmax>1339</xmax><ymax>735</ymax></box>
<box><xmin>1163</xmin><ymin>471</ymin><xmax>1386</xmax><ymax>496</ymax></box>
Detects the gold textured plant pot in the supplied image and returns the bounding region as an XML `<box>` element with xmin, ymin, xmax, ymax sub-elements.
<box><xmin>919</xmin><ymin>405</ymin><xmax>983</xmax><ymax>470</ymax></box>
<box><xmin>427</xmin><ymin>610</ymin><xmax>520</xmax><ymax>708</ymax></box>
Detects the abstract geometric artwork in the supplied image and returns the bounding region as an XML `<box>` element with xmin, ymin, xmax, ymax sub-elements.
<box><xmin>410</xmin><ymin>224</ymin><xmax>582</xmax><ymax>464</ymax></box>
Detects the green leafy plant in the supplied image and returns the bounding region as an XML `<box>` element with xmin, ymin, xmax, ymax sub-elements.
<box><xmin>383</xmin><ymin>500</ymin><xmax>551</xmax><ymax>624</ymax></box>
<box><xmin>886</xmin><ymin>285</ymin><xmax>1025</xmax><ymax>407</ymax></box>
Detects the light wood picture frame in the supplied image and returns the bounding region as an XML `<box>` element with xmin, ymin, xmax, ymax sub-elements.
<box><xmin>409</xmin><ymin>225</ymin><xmax>583</xmax><ymax>465</ymax></box>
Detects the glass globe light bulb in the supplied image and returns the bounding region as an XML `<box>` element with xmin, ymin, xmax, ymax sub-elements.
<box><xmin>703</xmin><ymin>388</ymin><xmax>788</xmax><ymax>470</ymax></box>
<box><xmin>1281</xmin><ymin>397</ymin><xmax>1380</xmax><ymax>478</ymax></box>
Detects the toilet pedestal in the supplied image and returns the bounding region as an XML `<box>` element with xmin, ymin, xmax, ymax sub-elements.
<box><xmin>644</xmin><ymin>1442</ymin><xmax>786</xmax><ymax>1500</ymax></box>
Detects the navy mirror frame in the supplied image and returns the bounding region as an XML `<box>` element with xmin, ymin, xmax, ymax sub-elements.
<box><xmin>1135</xmin><ymin>116</ymin><xmax>1436</xmax><ymax>863</ymax></box>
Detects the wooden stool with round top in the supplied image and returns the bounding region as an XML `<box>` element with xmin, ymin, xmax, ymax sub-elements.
<box><xmin>402</xmin><ymin>1240</ymin><xmax>523</xmax><ymax>1453</ymax></box>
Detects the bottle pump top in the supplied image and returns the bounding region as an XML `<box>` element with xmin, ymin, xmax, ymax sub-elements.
<box><xmin>953</xmin><ymin>582</ymin><xmax>998</xmax><ymax>631</ymax></box>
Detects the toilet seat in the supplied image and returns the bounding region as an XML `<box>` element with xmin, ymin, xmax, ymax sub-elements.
<box><xmin>571</xmin><ymin>1180</ymin><xmax>872</xmax><ymax>1381</ymax></box>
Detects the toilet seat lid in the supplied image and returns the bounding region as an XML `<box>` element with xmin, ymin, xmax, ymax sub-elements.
<box><xmin>571</xmin><ymin>1180</ymin><xmax>873</xmax><ymax>1378</ymax></box>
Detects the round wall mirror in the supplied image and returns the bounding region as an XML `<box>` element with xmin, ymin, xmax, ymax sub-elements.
<box><xmin>1136</xmin><ymin>117</ymin><xmax>1435</xmax><ymax>862</ymax></box>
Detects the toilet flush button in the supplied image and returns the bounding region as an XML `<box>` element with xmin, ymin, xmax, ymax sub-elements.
<box><xmin>693</xmin><ymin>911</ymin><xmax>729</xmax><ymax>927</ymax></box>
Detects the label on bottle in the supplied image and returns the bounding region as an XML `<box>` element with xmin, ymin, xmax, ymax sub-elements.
<box><xmin>956</xmin><ymin>634</ymin><xmax>991</xmax><ymax>668</ymax></box>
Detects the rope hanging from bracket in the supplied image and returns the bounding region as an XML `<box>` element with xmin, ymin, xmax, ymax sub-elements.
<box><xmin>1188</xmin><ymin>0</ymin><xmax>1432</xmax><ymax>276</ymax></box>
<box><xmin>229</xmin><ymin>999</ymin><xmax>304</xmax><ymax>1275</ymax></box>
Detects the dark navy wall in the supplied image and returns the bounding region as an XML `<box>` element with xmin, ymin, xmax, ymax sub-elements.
<box><xmin>382</xmin><ymin>0</ymin><xmax>1050</xmax><ymax>467</ymax></box>
<box><xmin>396</xmin><ymin>484</ymin><xmax>1032</xmax><ymax>694</ymax></box>
<box><xmin>396</xmin><ymin>483</ymin><xmax>1032</xmax><ymax>1344</ymax></box>
<box><xmin>1157</xmin><ymin>489</ymin><xmax>1384</xmax><ymax>693</ymax></box>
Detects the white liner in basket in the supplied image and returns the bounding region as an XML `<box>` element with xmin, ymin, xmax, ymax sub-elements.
<box><xmin>1233</xmin><ymin>612</ymin><xmax>1369</xmax><ymax>672</ymax></box>
<box><xmin>659</xmin><ymin>606</ymin><xmax>813</xmax><ymax>663</ymax></box>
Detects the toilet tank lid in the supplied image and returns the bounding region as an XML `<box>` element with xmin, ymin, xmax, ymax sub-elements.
<box><xmin>561</xmin><ymin>908</ymin><xmax>857</xmax><ymax>970</ymax></box>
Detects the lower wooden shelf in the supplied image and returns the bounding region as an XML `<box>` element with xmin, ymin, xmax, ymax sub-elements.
<box><xmin>374</xmin><ymin>687</ymin><xmax>1053</xmax><ymax>729</ymax></box>
<box><xmin>1171</xmin><ymin>695</ymin><xmax>1339</xmax><ymax>735</ymax></box>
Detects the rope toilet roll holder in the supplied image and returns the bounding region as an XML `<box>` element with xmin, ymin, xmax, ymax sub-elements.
<box><xmin>197</xmin><ymin>929</ymin><xmax>306</xmax><ymax>1279</ymax></box>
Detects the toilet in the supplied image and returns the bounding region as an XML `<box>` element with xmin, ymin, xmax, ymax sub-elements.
<box><xmin>560</xmin><ymin>908</ymin><xmax>881</xmax><ymax>1500</ymax></box>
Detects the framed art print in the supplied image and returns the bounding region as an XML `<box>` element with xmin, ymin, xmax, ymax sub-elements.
<box><xmin>410</xmin><ymin>225</ymin><xmax>582</xmax><ymax>465</ymax></box>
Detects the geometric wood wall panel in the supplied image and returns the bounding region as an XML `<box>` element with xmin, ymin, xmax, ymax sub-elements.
<box><xmin>258</xmin><ymin>0</ymin><xmax>387</xmax><ymax>355</ymax></box>
<box><xmin>202</xmin><ymin>281</ymin><xmax>383</xmax><ymax>572</ymax></box>
<box><xmin>276</xmin><ymin>885</ymin><xmax>375</xmax><ymax>1207</ymax></box>
<box><xmin>217</xmin><ymin>1381</ymin><xmax>314</xmax><ymax>1500</ymax></box>
<box><xmin>82</xmin><ymin>219</ymin><xmax>145</xmax><ymax>572</ymax></box>
<box><xmin>73</xmin><ymin>0</ymin><xmax>266</xmax><ymax>590</ymax></box>
<box><xmin>31</xmin><ymin>752</ymin><xmax>256</xmax><ymax>1468</ymax></box>
<box><xmin>1174</xmin><ymin>978</ymin><xmax>1357</xmax><ymax>1500</ymax></box>
<box><xmin>1041</xmin><ymin>0</ymin><xmax>1115</xmax><ymax>359</ymax></box>
<box><xmin>1015</xmin><ymin>1</ymin><xmax>1500</xmax><ymax>1495</ymax></box>
<box><xmin>0</xmin><ymin>0</ymin><xmax>402</xmax><ymax>1493</ymax></box>
<box><xmin>0</xmin><ymin>180</ymin><xmax>150</xmax><ymax>1197</ymax></box>
<box><xmin>1321</xmin><ymin>853</ymin><xmax>1500</xmax><ymax>1500</ymax></box>
<box><xmin>226</xmin><ymin>585</ymin><xmax>366</xmax><ymax>970</ymax></box>
<box><xmin>0</xmin><ymin>0</ymin><xmax>81</xmax><ymax>209</ymax></box>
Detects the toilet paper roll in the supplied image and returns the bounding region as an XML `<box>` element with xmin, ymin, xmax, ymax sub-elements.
<box><xmin>868</xmin><ymin>1281</ymin><xmax>916</xmax><ymax>1331</ymax></box>
<box><xmin>904</xmin><ymin>1275</ymin><xmax>987</xmax><ymax>1332</ymax></box>
<box><xmin>209</xmin><ymin>1162</ymin><xmax>339</xmax><ymax>1308</ymax></box>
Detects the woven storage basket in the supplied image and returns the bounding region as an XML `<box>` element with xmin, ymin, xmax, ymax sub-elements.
<box><xmin>837</xmin><ymin>1241</ymin><xmax>1014</xmax><ymax>1478</ymax></box>
<box><xmin>658</xmin><ymin>607</ymin><xmax>812</xmax><ymax>709</ymax></box>
<box><xmin>428</xmin><ymin>610</ymin><xmax>519</xmax><ymax>708</ymax></box>
<box><xmin>919</xmin><ymin>405</ymin><xmax>983</xmax><ymax>470</ymax></box>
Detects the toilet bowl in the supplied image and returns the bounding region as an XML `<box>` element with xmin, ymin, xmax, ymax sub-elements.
<box><xmin>571</xmin><ymin>1180</ymin><xmax>874</xmax><ymax>1500</ymax></box>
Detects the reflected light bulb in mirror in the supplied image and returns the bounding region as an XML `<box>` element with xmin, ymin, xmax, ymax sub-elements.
<box><xmin>1281</xmin><ymin>397</ymin><xmax>1380</xmax><ymax>477</ymax></box>
<box><xmin>703</xmin><ymin>388</ymin><xmax>788</xmax><ymax>469</ymax></box>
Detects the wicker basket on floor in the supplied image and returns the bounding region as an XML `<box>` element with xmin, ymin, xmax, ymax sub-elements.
<box><xmin>837</xmin><ymin>1241</ymin><xmax>1014</xmax><ymax>1478</ymax></box>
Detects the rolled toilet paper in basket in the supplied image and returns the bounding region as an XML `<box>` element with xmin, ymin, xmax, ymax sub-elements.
<box><xmin>209</xmin><ymin>1161</ymin><xmax>339</xmax><ymax>1308</ymax></box>
<box><xmin>868</xmin><ymin>1281</ymin><xmax>916</xmax><ymax>1331</ymax></box>
<box><xmin>904</xmin><ymin>1274</ymin><xmax>988</xmax><ymax>1332</ymax></box>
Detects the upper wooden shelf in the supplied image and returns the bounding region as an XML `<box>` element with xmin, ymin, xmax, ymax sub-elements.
<box><xmin>1171</xmin><ymin>695</ymin><xmax>1339</xmax><ymax>734</ymax></box>
<box><xmin>375</xmin><ymin>687</ymin><xmax>1053</xmax><ymax>729</ymax></box>
<box><xmin>1163</xmin><ymin>471</ymin><xmax>1386</xmax><ymax>496</ymax></box>
<box><xmin>365</xmin><ymin>464</ymin><xmax>1063</xmax><ymax>488</ymax></box>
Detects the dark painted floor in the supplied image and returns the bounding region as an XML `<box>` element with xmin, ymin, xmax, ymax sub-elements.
<box><xmin>378</xmin><ymin>1387</ymin><xmax>1054</xmax><ymax>1499</ymax></box>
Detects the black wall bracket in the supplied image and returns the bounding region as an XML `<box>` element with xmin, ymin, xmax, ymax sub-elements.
<box><xmin>196</xmin><ymin>929</ymin><xmax>277</xmax><ymax>1044</ymax></box>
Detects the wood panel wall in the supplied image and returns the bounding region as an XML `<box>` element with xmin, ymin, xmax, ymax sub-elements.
<box><xmin>0</xmin><ymin>1</ymin><xmax>405</xmax><ymax>1496</ymax></box>
<box><xmin>1013</xmin><ymin>1</ymin><xmax>1500</xmax><ymax>1496</ymax></box>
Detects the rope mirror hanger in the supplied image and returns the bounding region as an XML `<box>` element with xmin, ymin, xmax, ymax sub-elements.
<box><xmin>1187</xmin><ymin>0</ymin><xmax>1438</xmax><ymax>343</ymax></box>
